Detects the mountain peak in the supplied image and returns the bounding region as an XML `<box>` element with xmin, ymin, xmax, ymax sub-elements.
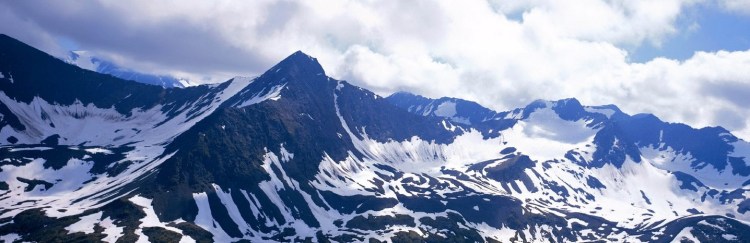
<box><xmin>554</xmin><ymin>97</ymin><xmax>582</xmax><ymax>106</ymax></box>
<box><xmin>387</xmin><ymin>91</ymin><xmax>425</xmax><ymax>100</ymax></box>
<box><xmin>290</xmin><ymin>50</ymin><xmax>312</xmax><ymax>58</ymax></box>
<box><xmin>269</xmin><ymin>50</ymin><xmax>325</xmax><ymax>78</ymax></box>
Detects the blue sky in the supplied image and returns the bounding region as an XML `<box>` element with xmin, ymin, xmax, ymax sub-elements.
<box><xmin>630</xmin><ymin>2</ymin><xmax>750</xmax><ymax>62</ymax></box>
<box><xmin>1</xmin><ymin>0</ymin><xmax>750</xmax><ymax>139</ymax></box>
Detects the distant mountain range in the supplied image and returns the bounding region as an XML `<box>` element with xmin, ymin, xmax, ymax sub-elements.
<box><xmin>66</xmin><ymin>50</ymin><xmax>191</xmax><ymax>88</ymax></box>
<box><xmin>1</xmin><ymin>33</ymin><xmax>749</xmax><ymax>242</ymax></box>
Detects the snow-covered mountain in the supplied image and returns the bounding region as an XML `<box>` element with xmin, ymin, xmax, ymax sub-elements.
<box><xmin>66</xmin><ymin>50</ymin><xmax>191</xmax><ymax>88</ymax></box>
<box><xmin>386</xmin><ymin>92</ymin><xmax>499</xmax><ymax>125</ymax></box>
<box><xmin>1</xmin><ymin>33</ymin><xmax>749</xmax><ymax>242</ymax></box>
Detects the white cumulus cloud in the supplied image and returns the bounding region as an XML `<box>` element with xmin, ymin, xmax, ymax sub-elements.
<box><xmin>721</xmin><ymin>0</ymin><xmax>750</xmax><ymax>15</ymax></box>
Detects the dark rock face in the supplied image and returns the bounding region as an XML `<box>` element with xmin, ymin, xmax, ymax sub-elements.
<box><xmin>1</xmin><ymin>34</ymin><xmax>749</xmax><ymax>242</ymax></box>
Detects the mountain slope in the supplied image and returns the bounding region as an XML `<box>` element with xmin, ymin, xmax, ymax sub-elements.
<box><xmin>1</xmin><ymin>34</ymin><xmax>749</xmax><ymax>242</ymax></box>
<box><xmin>0</xmin><ymin>33</ymin><xmax>252</xmax><ymax>219</ymax></box>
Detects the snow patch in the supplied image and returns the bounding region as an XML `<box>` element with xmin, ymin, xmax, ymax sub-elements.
<box><xmin>0</xmin><ymin>158</ymin><xmax>94</xmax><ymax>195</ymax></box>
<box><xmin>193</xmin><ymin>192</ymin><xmax>235</xmax><ymax>242</ymax></box>
<box><xmin>85</xmin><ymin>148</ymin><xmax>113</xmax><ymax>154</ymax></box>
<box><xmin>584</xmin><ymin>106</ymin><xmax>615</xmax><ymax>118</ymax></box>
<box><xmin>0</xmin><ymin>233</ymin><xmax>20</xmax><ymax>242</ymax></box>
<box><xmin>65</xmin><ymin>212</ymin><xmax>103</xmax><ymax>234</ymax></box>
<box><xmin>65</xmin><ymin>211</ymin><xmax>123</xmax><ymax>243</ymax></box>
<box><xmin>433</xmin><ymin>101</ymin><xmax>457</xmax><ymax>117</ymax></box>
<box><xmin>235</xmin><ymin>83</ymin><xmax>285</xmax><ymax>108</ymax></box>
<box><xmin>722</xmin><ymin>234</ymin><xmax>738</xmax><ymax>240</ymax></box>
<box><xmin>130</xmin><ymin>196</ymin><xmax>195</xmax><ymax>243</ymax></box>
<box><xmin>503</xmin><ymin>107</ymin><xmax>598</xmax><ymax>162</ymax></box>
<box><xmin>642</xmin><ymin>145</ymin><xmax>748</xmax><ymax>189</ymax></box>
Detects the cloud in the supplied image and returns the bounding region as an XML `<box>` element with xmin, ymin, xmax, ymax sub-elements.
<box><xmin>1</xmin><ymin>0</ymin><xmax>750</xmax><ymax>139</ymax></box>
<box><xmin>0</xmin><ymin>1</ymin><xmax>281</xmax><ymax>82</ymax></box>
<box><xmin>613</xmin><ymin>50</ymin><xmax>750</xmax><ymax>137</ymax></box>
<box><xmin>721</xmin><ymin>0</ymin><xmax>750</xmax><ymax>15</ymax></box>
<box><xmin>0</xmin><ymin>5</ymin><xmax>67</xmax><ymax>57</ymax></box>
<box><xmin>705</xmin><ymin>81</ymin><xmax>750</xmax><ymax>108</ymax></box>
<box><xmin>497</xmin><ymin>0</ymin><xmax>694</xmax><ymax>46</ymax></box>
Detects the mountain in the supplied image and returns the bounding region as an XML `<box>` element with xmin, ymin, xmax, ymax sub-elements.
<box><xmin>386</xmin><ymin>92</ymin><xmax>498</xmax><ymax>125</ymax></box>
<box><xmin>1</xmin><ymin>33</ymin><xmax>750</xmax><ymax>242</ymax></box>
<box><xmin>66</xmin><ymin>51</ymin><xmax>190</xmax><ymax>88</ymax></box>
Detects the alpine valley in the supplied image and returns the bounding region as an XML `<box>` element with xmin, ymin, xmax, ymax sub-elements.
<box><xmin>1</xmin><ymin>34</ymin><xmax>749</xmax><ymax>243</ymax></box>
